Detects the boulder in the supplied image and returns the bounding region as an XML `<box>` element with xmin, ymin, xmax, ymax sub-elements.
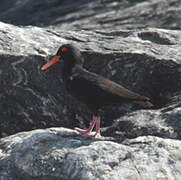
<box><xmin>0</xmin><ymin>0</ymin><xmax>181</xmax><ymax>30</ymax></box>
<box><xmin>0</xmin><ymin>0</ymin><xmax>181</xmax><ymax>179</ymax></box>
<box><xmin>0</xmin><ymin>128</ymin><xmax>181</xmax><ymax>180</ymax></box>
<box><xmin>0</xmin><ymin>22</ymin><xmax>181</xmax><ymax>140</ymax></box>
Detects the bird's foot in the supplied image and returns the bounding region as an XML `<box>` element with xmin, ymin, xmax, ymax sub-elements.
<box><xmin>74</xmin><ymin>127</ymin><xmax>92</xmax><ymax>135</ymax></box>
<box><xmin>75</xmin><ymin>116</ymin><xmax>97</xmax><ymax>136</ymax></box>
<box><xmin>75</xmin><ymin>127</ymin><xmax>101</xmax><ymax>138</ymax></box>
<box><xmin>89</xmin><ymin>132</ymin><xmax>101</xmax><ymax>138</ymax></box>
<box><xmin>75</xmin><ymin>115</ymin><xmax>101</xmax><ymax>138</ymax></box>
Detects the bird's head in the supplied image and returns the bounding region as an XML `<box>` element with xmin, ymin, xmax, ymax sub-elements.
<box><xmin>41</xmin><ymin>44</ymin><xmax>84</xmax><ymax>71</ymax></box>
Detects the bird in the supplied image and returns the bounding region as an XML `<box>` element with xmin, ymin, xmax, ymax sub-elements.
<box><xmin>41</xmin><ymin>44</ymin><xmax>153</xmax><ymax>138</ymax></box>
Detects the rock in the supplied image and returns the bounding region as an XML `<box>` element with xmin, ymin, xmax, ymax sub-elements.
<box><xmin>0</xmin><ymin>21</ymin><xmax>181</xmax><ymax>139</ymax></box>
<box><xmin>0</xmin><ymin>0</ymin><xmax>181</xmax><ymax>179</ymax></box>
<box><xmin>0</xmin><ymin>128</ymin><xmax>181</xmax><ymax>180</ymax></box>
<box><xmin>0</xmin><ymin>0</ymin><xmax>181</xmax><ymax>30</ymax></box>
<box><xmin>102</xmin><ymin>107</ymin><xmax>181</xmax><ymax>141</ymax></box>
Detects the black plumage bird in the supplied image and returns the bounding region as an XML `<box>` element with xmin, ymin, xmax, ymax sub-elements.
<box><xmin>41</xmin><ymin>44</ymin><xmax>153</xmax><ymax>138</ymax></box>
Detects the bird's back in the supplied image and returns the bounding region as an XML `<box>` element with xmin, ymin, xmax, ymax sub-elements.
<box><xmin>65</xmin><ymin>66</ymin><xmax>152</xmax><ymax>112</ymax></box>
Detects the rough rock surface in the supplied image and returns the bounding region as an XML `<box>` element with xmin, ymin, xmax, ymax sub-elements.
<box><xmin>0</xmin><ymin>0</ymin><xmax>181</xmax><ymax>179</ymax></box>
<box><xmin>0</xmin><ymin>0</ymin><xmax>181</xmax><ymax>30</ymax></box>
<box><xmin>0</xmin><ymin>128</ymin><xmax>181</xmax><ymax>180</ymax></box>
<box><xmin>1</xmin><ymin>21</ymin><xmax>181</xmax><ymax>139</ymax></box>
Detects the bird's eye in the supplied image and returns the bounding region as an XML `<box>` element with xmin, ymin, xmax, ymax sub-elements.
<box><xmin>61</xmin><ymin>47</ymin><xmax>68</xmax><ymax>52</ymax></box>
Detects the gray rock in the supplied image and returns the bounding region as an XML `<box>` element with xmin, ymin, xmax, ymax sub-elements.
<box><xmin>0</xmin><ymin>21</ymin><xmax>181</xmax><ymax>139</ymax></box>
<box><xmin>0</xmin><ymin>128</ymin><xmax>181</xmax><ymax>180</ymax></box>
<box><xmin>0</xmin><ymin>0</ymin><xmax>181</xmax><ymax>30</ymax></box>
<box><xmin>102</xmin><ymin>107</ymin><xmax>181</xmax><ymax>141</ymax></box>
<box><xmin>0</xmin><ymin>1</ymin><xmax>181</xmax><ymax>179</ymax></box>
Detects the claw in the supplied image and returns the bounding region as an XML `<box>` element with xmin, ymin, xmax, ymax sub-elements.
<box><xmin>75</xmin><ymin>116</ymin><xmax>101</xmax><ymax>138</ymax></box>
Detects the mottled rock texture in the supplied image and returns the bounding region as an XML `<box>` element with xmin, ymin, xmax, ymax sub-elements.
<box><xmin>0</xmin><ymin>128</ymin><xmax>181</xmax><ymax>180</ymax></box>
<box><xmin>0</xmin><ymin>22</ymin><xmax>181</xmax><ymax>139</ymax></box>
<box><xmin>0</xmin><ymin>0</ymin><xmax>181</xmax><ymax>179</ymax></box>
<box><xmin>0</xmin><ymin>0</ymin><xmax>181</xmax><ymax>30</ymax></box>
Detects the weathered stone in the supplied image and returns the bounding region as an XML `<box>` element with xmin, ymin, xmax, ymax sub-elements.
<box><xmin>0</xmin><ymin>128</ymin><xmax>181</xmax><ymax>180</ymax></box>
<box><xmin>0</xmin><ymin>0</ymin><xmax>181</xmax><ymax>30</ymax></box>
<box><xmin>0</xmin><ymin>0</ymin><xmax>181</xmax><ymax>179</ymax></box>
<box><xmin>102</xmin><ymin>106</ymin><xmax>181</xmax><ymax>141</ymax></box>
<box><xmin>0</xmin><ymin>21</ymin><xmax>181</xmax><ymax>139</ymax></box>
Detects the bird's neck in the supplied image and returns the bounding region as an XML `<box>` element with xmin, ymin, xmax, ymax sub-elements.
<box><xmin>62</xmin><ymin>63</ymin><xmax>82</xmax><ymax>81</ymax></box>
<box><xmin>62</xmin><ymin>64</ymin><xmax>72</xmax><ymax>80</ymax></box>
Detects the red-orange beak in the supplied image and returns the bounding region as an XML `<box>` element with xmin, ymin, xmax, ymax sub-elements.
<box><xmin>41</xmin><ymin>55</ymin><xmax>61</xmax><ymax>70</ymax></box>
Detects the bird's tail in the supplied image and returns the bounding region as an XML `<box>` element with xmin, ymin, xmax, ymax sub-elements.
<box><xmin>134</xmin><ymin>100</ymin><xmax>154</xmax><ymax>108</ymax></box>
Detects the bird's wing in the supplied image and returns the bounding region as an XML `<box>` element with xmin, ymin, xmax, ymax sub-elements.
<box><xmin>72</xmin><ymin>67</ymin><xmax>149</xmax><ymax>101</ymax></box>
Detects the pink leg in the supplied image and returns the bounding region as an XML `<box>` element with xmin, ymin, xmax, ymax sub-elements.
<box><xmin>75</xmin><ymin>116</ymin><xmax>101</xmax><ymax>138</ymax></box>
<box><xmin>74</xmin><ymin>115</ymin><xmax>97</xmax><ymax>135</ymax></box>
<box><xmin>91</xmin><ymin>116</ymin><xmax>101</xmax><ymax>138</ymax></box>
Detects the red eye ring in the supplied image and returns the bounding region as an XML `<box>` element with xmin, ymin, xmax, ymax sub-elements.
<box><xmin>61</xmin><ymin>47</ymin><xmax>67</xmax><ymax>52</ymax></box>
